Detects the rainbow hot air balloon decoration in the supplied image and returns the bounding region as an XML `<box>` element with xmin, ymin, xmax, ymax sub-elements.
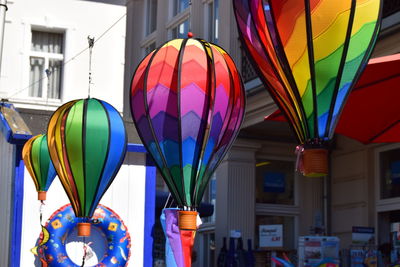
<box><xmin>233</xmin><ymin>0</ymin><xmax>381</xmax><ymax>176</ymax></box>
<box><xmin>22</xmin><ymin>134</ymin><xmax>57</xmax><ymax>201</ymax></box>
<box><xmin>47</xmin><ymin>98</ymin><xmax>127</xmax><ymax>236</ymax></box>
<box><xmin>130</xmin><ymin>38</ymin><xmax>245</xmax><ymax>266</ymax></box>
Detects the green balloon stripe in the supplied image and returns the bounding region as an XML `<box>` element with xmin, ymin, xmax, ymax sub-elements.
<box><xmin>65</xmin><ymin>100</ymin><xmax>85</xmax><ymax>212</ymax></box>
<box><xmin>84</xmin><ymin>99</ymin><xmax>109</xmax><ymax>216</ymax></box>
<box><xmin>300</xmin><ymin>21</ymin><xmax>377</xmax><ymax>134</ymax></box>
<box><xmin>31</xmin><ymin>138</ymin><xmax>42</xmax><ymax>189</ymax></box>
<box><xmin>183</xmin><ymin>165</ymin><xmax>194</xmax><ymax>207</ymax></box>
<box><xmin>38</xmin><ymin>136</ymin><xmax>51</xmax><ymax>190</ymax></box>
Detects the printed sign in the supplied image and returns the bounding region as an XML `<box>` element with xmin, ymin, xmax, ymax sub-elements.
<box><xmin>259</xmin><ymin>224</ymin><xmax>283</xmax><ymax>248</ymax></box>
<box><xmin>352</xmin><ymin>226</ymin><xmax>375</xmax><ymax>245</ymax></box>
<box><xmin>263</xmin><ymin>172</ymin><xmax>285</xmax><ymax>193</ymax></box>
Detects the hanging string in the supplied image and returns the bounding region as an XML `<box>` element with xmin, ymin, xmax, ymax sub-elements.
<box><xmin>81</xmin><ymin>237</ymin><xmax>87</xmax><ymax>267</ymax></box>
<box><xmin>45</xmin><ymin>69</ymin><xmax>51</xmax><ymax>108</ymax></box>
<box><xmin>87</xmin><ymin>36</ymin><xmax>95</xmax><ymax>98</ymax></box>
<box><xmin>39</xmin><ymin>200</ymin><xmax>44</xmax><ymax>226</ymax></box>
<box><xmin>163</xmin><ymin>193</ymin><xmax>171</xmax><ymax>210</ymax></box>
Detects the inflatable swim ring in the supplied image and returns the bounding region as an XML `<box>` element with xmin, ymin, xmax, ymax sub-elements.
<box><xmin>41</xmin><ymin>204</ymin><xmax>131</xmax><ymax>266</ymax></box>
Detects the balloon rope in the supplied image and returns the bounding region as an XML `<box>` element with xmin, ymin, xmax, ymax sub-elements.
<box><xmin>163</xmin><ymin>193</ymin><xmax>171</xmax><ymax>210</ymax></box>
<box><xmin>39</xmin><ymin>200</ymin><xmax>44</xmax><ymax>226</ymax></box>
<box><xmin>295</xmin><ymin>145</ymin><xmax>304</xmax><ymax>173</ymax></box>
<box><xmin>87</xmin><ymin>36</ymin><xmax>95</xmax><ymax>98</ymax></box>
<box><xmin>81</xmin><ymin>237</ymin><xmax>87</xmax><ymax>267</ymax></box>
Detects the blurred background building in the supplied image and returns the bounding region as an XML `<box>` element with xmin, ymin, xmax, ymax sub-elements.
<box><xmin>0</xmin><ymin>0</ymin><xmax>399</xmax><ymax>266</ymax></box>
<box><xmin>125</xmin><ymin>0</ymin><xmax>400</xmax><ymax>266</ymax></box>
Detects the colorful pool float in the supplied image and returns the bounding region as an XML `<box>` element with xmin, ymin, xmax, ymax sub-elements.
<box><xmin>40</xmin><ymin>204</ymin><xmax>130</xmax><ymax>266</ymax></box>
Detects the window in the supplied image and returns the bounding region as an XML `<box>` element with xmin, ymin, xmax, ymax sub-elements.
<box><xmin>255</xmin><ymin>159</ymin><xmax>296</xmax><ymax>205</ymax></box>
<box><xmin>29</xmin><ymin>30</ymin><xmax>64</xmax><ymax>100</ymax></box>
<box><xmin>379</xmin><ymin>147</ymin><xmax>400</xmax><ymax>199</ymax></box>
<box><xmin>205</xmin><ymin>0</ymin><xmax>219</xmax><ymax>43</ymax></box>
<box><xmin>144</xmin><ymin>42</ymin><xmax>156</xmax><ymax>55</ymax></box>
<box><xmin>173</xmin><ymin>0</ymin><xmax>189</xmax><ymax>16</ymax></box>
<box><xmin>146</xmin><ymin>0</ymin><xmax>157</xmax><ymax>35</ymax></box>
<box><xmin>171</xmin><ymin>19</ymin><xmax>189</xmax><ymax>39</ymax></box>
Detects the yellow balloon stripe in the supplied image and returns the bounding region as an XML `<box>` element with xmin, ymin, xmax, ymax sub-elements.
<box><xmin>22</xmin><ymin>136</ymin><xmax>40</xmax><ymax>191</ymax></box>
<box><xmin>164</xmin><ymin>38</ymin><xmax>183</xmax><ymax>50</ymax></box>
<box><xmin>47</xmin><ymin>100</ymin><xmax>80</xmax><ymax>214</ymax></box>
<box><xmin>313</xmin><ymin>9</ymin><xmax>350</xmax><ymax>61</ymax></box>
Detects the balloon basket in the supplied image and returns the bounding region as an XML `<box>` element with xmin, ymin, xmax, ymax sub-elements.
<box><xmin>178</xmin><ymin>211</ymin><xmax>198</xmax><ymax>231</ymax></box>
<box><xmin>302</xmin><ymin>148</ymin><xmax>328</xmax><ymax>177</ymax></box>
<box><xmin>38</xmin><ymin>191</ymin><xmax>46</xmax><ymax>201</ymax></box>
<box><xmin>77</xmin><ymin>222</ymin><xmax>91</xmax><ymax>237</ymax></box>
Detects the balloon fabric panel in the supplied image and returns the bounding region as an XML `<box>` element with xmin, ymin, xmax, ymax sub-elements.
<box><xmin>234</xmin><ymin>0</ymin><xmax>305</xmax><ymax>142</ymax></box>
<box><xmin>233</xmin><ymin>0</ymin><xmax>381</xmax><ymax>144</ymax></box>
<box><xmin>65</xmin><ymin>101</ymin><xmax>85</xmax><ymax>210</ymax></box>
<box><xmin>89</xmin><ymin>100</ymin><xmax>128</xmax><ymax>216</ymax></box>
<box><xmin>83</xmin><ymin>99</ymin><xmax>109</xmax><ymax>215</ymax></box>
<box><xmin>130</xmin><ymin>38</ymin><xmax>246</xmax><ymax>208</ymax></box>
<box><xmin>180</xmin><ymin>39</ymin><xmax>210</xmax><ymax>207</ymax></box>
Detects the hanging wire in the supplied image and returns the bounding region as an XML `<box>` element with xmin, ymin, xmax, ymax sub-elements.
<box><xmin>7</xmin><ymin>13</ymin><xmax>126</xmax><ymax>99</ymax></box>
<box><xmin>81</xmin><ymin>237</ymin><xmax>87</xmax><ymax>267</ymax></box>
<box><xmin>163</xmin><ymin>193</ymin><xmax>171</xmax><ymax>210</ymax></box>
<box><xmin>39</xmin><ymin>200</ymin><xmax>44</xmax><ymax>225</ymax></box>
<box><xmin>45</xmin><ymin>68</ymin><xmax>51</xmax><ymax>107</ymax></box>
<box><xmin>87</xmin><ymin>36</ymin><xmax>95</xmax><ymax>98</ymax></box>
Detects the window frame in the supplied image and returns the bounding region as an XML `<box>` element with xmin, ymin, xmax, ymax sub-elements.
<box><xmin>255</xmin><ymin>154</ymin><xmax>300</xmax><ymax>208</ymax></box>
<box><xmin>29</xmin><ymin>30</ymin><xmax>64</xmax><ymax>101</ymax></box>
<box><xmin>166</xmin><ymin>0</ymin><xmax>190</xmax><ymax>39</ymax></box>
<box><xmin>203</xmin><ymin>0</ymin><xmax>219</xmax><ymax>43</ymax></box>
<box><xmin>145</xmin><ymin>0</ymin><xmax>158</xmax><ymax>36</ymax></box>
<box><xmin>375</xmin><ymin>143</ymin><xmax>400</xmax><ymax>212</ymax></box>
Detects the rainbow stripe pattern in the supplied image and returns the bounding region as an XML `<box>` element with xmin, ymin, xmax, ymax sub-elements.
<box><xmin>47</xmin><ymin>98</ymin><xmax>127</xmax><ymax>218</ymax></box>
<box><xmin>130</xmin><ymin>38</ymin><xmax>245</xmax><ymax>208</ymax></box>
<box><xmin>22</xmin><ymin>134</ymin><xmax>56</xmax><ymax>194</ymax></box>
<box><xmin>233</xmin><ymin>0</ymin><xmax>381</xmax><ymax>145</ymax></box>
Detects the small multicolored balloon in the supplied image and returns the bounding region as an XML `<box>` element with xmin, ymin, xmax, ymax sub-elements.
<box><xmin>22</xmin><ymin>134</ymin><xmax>57</xmax><ymax>201</ymax></box>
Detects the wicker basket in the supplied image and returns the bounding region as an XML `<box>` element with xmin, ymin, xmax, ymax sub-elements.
<box><xmin>302</xmin><ymin>148</ymin><xmax>328</xmax><ymax>177</ymax></box>
<box><xmin>178</xmin><ymin>211</ymin><xmax>198</xmax><ymax>231</ymax></box>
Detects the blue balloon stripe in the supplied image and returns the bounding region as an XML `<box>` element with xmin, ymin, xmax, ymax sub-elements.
<box><xmin>45</xmin><ymin>163</ymin><xmax>57</xmax><ymax>191</ymax></box>
<box><xmin>182</xmin><ymin>137</ymin><xmax>200</xmax><ymax>168</ymax></box>
<box><xmin>159</xmin><ymin>140</ymin><xmax>180</xmax><ymax>168</ymax></box>
<box><xmin>90</xmin><ymin>101</ymin><xmax>127</xmax><ymax>216</ymax></box>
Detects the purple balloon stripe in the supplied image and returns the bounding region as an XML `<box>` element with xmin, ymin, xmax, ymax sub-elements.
<box><xmin>147</xmin><ymin>83</ymin><xmax>178</xmax><ymax>118</ymax></box>
<box><xmin>150</xmin><ymin>112</ymin><xmax>179</xmax><ymax>142</ymax></box>
<box><xmin>212</xmin><ymin>84</ymin><xmax>230</xmax><ymax>119</ymax></box>
<box><xmin>136</xmin><ymin>116</ymin><xmax>157</xmax><ymax>144</ymax></box>
<box><xmin>208</xmin><ymin>112</ymin><xmax>224</xmax><ymax>141</ymax></box>
<box><xmin>131</xmin><ymin>89</ymin><xmax>146</xmax><ymax>119</ymax></box>
<box><xmin>180</xmin><ymin>82</ymin><xmax>208</xmax><ymax>117</ymax></box>
<box><xmin>181</xmin><ymin>111</ymin><xmax>207</xmax><ymax>141</ymax></box>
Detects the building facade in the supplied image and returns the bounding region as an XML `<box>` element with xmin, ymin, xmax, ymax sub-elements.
<box><xmin>125</xmin><ymin>0</ymin><xmax>400</xmax><ymax>266</ymax></box>
<box><xmin>0</xmin><ymin>1</ymin><xmax>154</xmax><ymax>266</ymax></box>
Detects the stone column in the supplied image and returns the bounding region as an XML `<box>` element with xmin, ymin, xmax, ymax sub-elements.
<box><xmin>215</xmin><ymin>139</ymin><xmax>260</xmax><ymax>256</ymax></box>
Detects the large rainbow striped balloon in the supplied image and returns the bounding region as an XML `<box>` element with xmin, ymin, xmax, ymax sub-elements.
<box><xmin>47</xmin><ymin>99</ymin><xmax>127</xmax><ymax>219</ymax></box>
<box><xmin>233</xmin><ymin>0</ymin><xmax>381</xmax><ymax>145</ymax></box>
<box><xmin>130</xmin><ymin>38</ymin><xmax>245</xmax><ymax>208</ymax></box>
<box><xmin>22</xmin><ymin>134</ymin><xmax>57</xmax><ymax>201</ymax></box>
